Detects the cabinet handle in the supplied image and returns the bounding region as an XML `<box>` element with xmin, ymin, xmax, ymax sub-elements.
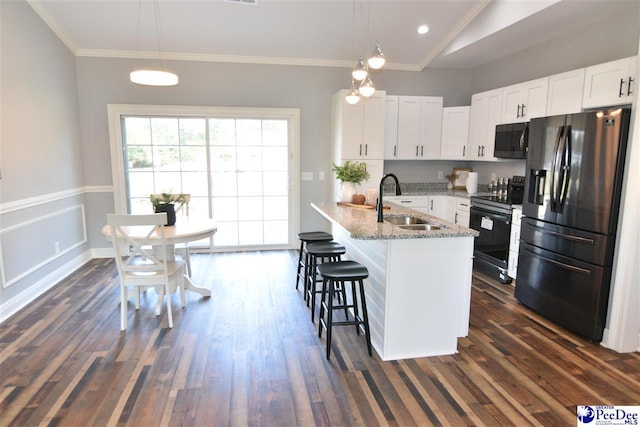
<box><xmin>416</xmin><ymin>145</ymin><xmax>419</xmax><ymax>156</ymax></box>
<box><xmin>462</xmin><ymin>146</ymin><xmax>466</xmax><ymax>156</ymax></box>
<box><xmin>619</xmin><ymin>78</ymin><xmax>625</xmax><ymax>97</ymax></box>
<box><xmin>430</xmin><ymin>200</ymin><xmax>433</xmax><ymax>210</ymax></box>
<box><xmin>421</xmin><ymin>145</ymin><xmax>424</xmax><ymax>156</ymax></box>
<box><xmin>455</xmin><ymin>212</ymin><xmax>458</xmax><ymax>223</ymax></box>
<box><xmin>516</xmin><ymin>104</ymin><xmax>521</xmax><ymax>118</ymax></box>
<box><xmin>481</xmin><ymin>145</ymin><xmax>485</xmax><ymax>156</ymax></box>
<box><xmin>628</xmin><ymin>77</ymin><xmax>634</xmax><ymax>96</ymax></box>
<box><xmin>365</xmin><ymin>144</ymin><xmax>368</xmax><ymax>156</ymax></box>
<box><xmin>521</xmin><ymin>104</ymin><xmax>526</xmax><ymax>117</ymax></box>
<box><xmin>477</xmin><ymin>146</ymin><xmax>481</xmax><ymax>157</ymax></box>
<box><xmin>393</xmin><ymin>146</ymin><xmax>397</xmax><ymax>157</ymax></box>
<box><xmin>359</xmin><ymin>144</ymin><xmax>363</xmax><ymax>156</ymax></box>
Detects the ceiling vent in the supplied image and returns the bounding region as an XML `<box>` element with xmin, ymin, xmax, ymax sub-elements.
<box><xmin>225</xmin><ymin>0</ymin><xmax>257</xmax><ymax>5</ymax></box>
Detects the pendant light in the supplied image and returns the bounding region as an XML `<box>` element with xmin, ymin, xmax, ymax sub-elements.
<box><xmin>130</xmin><ymin>0</ymin><xmax>179</xmax><ymax>86</ymax></box>
<box><xmin>358</xmin><ymin>76</ymin><xmax>375</xmax><ymax>97</ymax></box>
<box><xmin>352</xmin><ymin>57</ymin><xmax>368</xmax><ymax>81</ymax></box>
<box><xmin>367</xmin><ymin>41</ymin><xmax>385</xmax><ymax>70</ymax></box>
<box><xmin>345</xmin><ymin>79</ymin><xmax>361</xmax><ymax>105</ymax></box>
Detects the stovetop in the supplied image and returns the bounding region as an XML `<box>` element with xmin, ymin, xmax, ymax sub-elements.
<box><xmin>471</xmin><ymin>195</ymin><xmax>519</xmax><ymax>205</ymax></box>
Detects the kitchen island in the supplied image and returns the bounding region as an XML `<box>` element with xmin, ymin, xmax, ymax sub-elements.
<box><xmin>311</xmin><ymin>201</ymin><xmax>478</xmax><ymax>361</ymax></box>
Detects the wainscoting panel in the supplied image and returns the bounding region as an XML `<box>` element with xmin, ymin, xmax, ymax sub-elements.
<box><xmin>0</xmin><ymin>204</ymin><xmax>87</xmax><ymax>288</ymax></box>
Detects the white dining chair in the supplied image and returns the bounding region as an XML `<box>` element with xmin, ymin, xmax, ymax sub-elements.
<box><xmin>107</xmin><ymin>213</ymin><xmax>186</xmax><ymax>330</ymax></box>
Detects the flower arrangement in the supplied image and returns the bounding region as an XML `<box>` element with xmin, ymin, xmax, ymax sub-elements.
<box><xmin>444</xmin><ymin>172</ymin><xmax>458</xmax><ymax>185</ymax></box>
<box><xmin>331</xmin><ymin>160</ymin><xmax>370</xmax><ymax>185</ymax></box>
<box><xmin>150</xmin><ymin>192</ymin><xmax>187</xmax><ymax>210</ymax></box>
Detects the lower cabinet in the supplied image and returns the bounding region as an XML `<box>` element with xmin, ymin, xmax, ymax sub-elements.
<box><xmin>454</xmin><ymin>197</ymin><xmax>470</xmax><ymax>227</ymax></box>
<box><xmin>508</xmin><ymin>206</ymin><xmax>523</xmax><ymax>279</ymax></box>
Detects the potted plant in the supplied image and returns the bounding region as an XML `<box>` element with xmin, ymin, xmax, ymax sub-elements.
<box><xmin>332</xmin><ymin>160</ymin><xmax>370</xmax><ymax>203</ymax></box>
<box><xmin>150</xmin><ymin>193</ymin><xmax>186</xmax><ymax>226</ymax></box>
<box><xmin>445</xmin><ymin>172</ymin><xmax>458</xmax><ymax>190</ymax></box>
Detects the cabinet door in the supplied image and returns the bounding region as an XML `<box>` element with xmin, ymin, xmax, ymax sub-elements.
<box><xmin>454</xmin><ymin>197</ymin><xmax>470</xmax><ymax>227</ymax></box>
<box><xmin>334</xmin><ymin>91</ymin><xmax>364</xmax><ymax>159</ymax></box>
<box><xmin>546</xmin><ymin>68</ymin><xmax>585</xmax><ymax>116</ymax></box>
<box><xmin>522</xmin><ymin>77</ymin><xmax>549</xmax><ymax>120</ymax></box>
<box><xmin>361</xmin><ymin>91</ymin><xmax>386</xmax><ymax>159</ymax></box>
<box><xmin>428</xmin><ymin>195</ymin><xmax>449</xmax><ymax>220</ymax></box>
<box><xmin>468</xmin><ymin>89</ymin><xmax>501</xmax><ymax>161</ymax></box>
<box><xmin>440</xmin><ymin>106</ymin><xmax>470</xmax><ymax>160</ymax></box>
<box><xmin>501</xmin><ymin>78</ymin><xmax>548</xmax><ymax>123</ymax></box>
<box><xmin>384</xmin><ymin>95</ymin><xmax>399</xmax><ymax>159</ymax></box>
<box><xmin>396</xmin><ymin>96</ymin><xmax>422</xmax><ymax>159</ymax></box>
<box><xmin>419</xmin><ymin>97</ymin><xmax>444</xmax><ymax>159</ymax></box>
<box><xmin>582</xmin><ymin>56</ymin><xmax>637</xmax><ymax>108</ymax></box>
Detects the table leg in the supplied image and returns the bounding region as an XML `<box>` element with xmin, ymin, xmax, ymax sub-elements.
<box><xmin>183</xmin><ymin>275</ymin><xmax>211</xmax><ymax>297</ymax></box>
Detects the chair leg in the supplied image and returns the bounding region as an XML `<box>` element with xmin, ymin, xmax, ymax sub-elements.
<box><xmin>155</xmin><ymin>286</ymin><xmax>164</xmax><ymax>315</ymax></box>
<box><xmin>295</xmin><ymin>241</ymin><xmax>304</xmax><ymax>290</ymax></box>
<box><xmin>166</xmin><ymin>285</ymin><xmax>174</xmax><ymax>329</ymax></box>
<box><xmin>326</xmin><ymin>279</ymin><xmax>334</xmax><ymax>360</ymax></box>
<box><xmin>358</xmin><ymin>279</ymin><xmax>372</xmax><ymax>357</ymax></box>
<box><xmin>184</xmin><ymin>249</ymin><xmax>192</xmax><ymax>277</ymax></box>
<box><xmin>351</xmin><ymin>280</ymin><xmax>360</xmax><ymax>335</ymax></box>
<box><xmin>179</xmin><ymin>274</ymin><xmax>186</xmax><ymax>308</ymax></box>
<box><xmin>120</xmin><ymin>285</ymin><xmax>128</xmax><ymax>331</ymax></box>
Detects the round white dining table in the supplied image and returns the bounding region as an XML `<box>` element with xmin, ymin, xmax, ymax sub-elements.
<box><xmin>102</xmin><ymin>217</ymin><xmax>217</xmax><ymax>297</ymax></box>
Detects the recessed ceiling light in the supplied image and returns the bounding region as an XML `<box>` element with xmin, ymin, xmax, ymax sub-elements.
<box><xmin>417</xmin><ymin>25</ymin><xmax>429</xmax><ymax>35</ymax></box>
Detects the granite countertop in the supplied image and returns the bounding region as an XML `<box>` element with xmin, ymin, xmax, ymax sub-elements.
<box><xmin>311</xmin><ymin>202</ymin><xmax>479</xmax><ymax>240</ymax></box>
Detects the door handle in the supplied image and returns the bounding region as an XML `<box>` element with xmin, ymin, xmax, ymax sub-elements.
<box><xmin>522</xmin><ymin>247</ymin><xmax>591</xmax><ymax>275</ymax></box>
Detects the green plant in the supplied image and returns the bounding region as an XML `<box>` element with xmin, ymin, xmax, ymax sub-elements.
<box><xmin>445</xmin><ymin>173</ymin><xmax>458</xmax><ymax>184</ymax></box>
<box><xmin>332</xmin><ymin>160</ymin><xmax>370</xmax><ymax>185</ymax></box>
<box><xmin>150</xmin><ymin>192</ymin><xmax>186</xmax><ymax>210</ymax></box>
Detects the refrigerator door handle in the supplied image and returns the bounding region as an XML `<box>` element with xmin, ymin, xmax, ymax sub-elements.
<box><xmin>558</xmin><ymin>126</ymin><xmax>572</xmax><ymax>210</ymax></box>
<box><xmin>550</xmin><ymin>125</ymin><xmax>565</xmax><ymax>212</ymax></box>
<box><xmin>522</xmin><ymin>247</ymin><xmax>591</xmax><ymax>275</ymax></box>
<box><xmin>535</xmin><ymin>227</ymin><xmax>595</xmax><ymax>245</ymax></box>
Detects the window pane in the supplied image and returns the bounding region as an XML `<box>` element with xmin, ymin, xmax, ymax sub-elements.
<box><xmin>263</xmin><ymin>172</ymin><xmax>288</xmax><ymax>196</ymax></box>
<box><xmin>181</xmin><ymin>172</ymin><xmax>208</xmax><ymax>197</ymax></box>
<box><xmin>238</xmin><ymin>221</ymin><xmax>263</xmax><ymax>245</ymax></box>
<box><xmin>212</xmin><ymin>197</ymin><xmax>238</xmax><ymax>221</ymax></box>
<box><xmin>238</xmin><ymin>196</ymin><xmax>263</xmax><ymax>220</ymax></box>
<box><xmin>154</xmin><ymin>172</ymin><xmax>182</xmax><ymax>193</ymax></box>
<box><xmin>179</xmin><ymin>118</ymin><xmax>205</xmax><ymax>146</ymax></box>
<box><xmin>180</xmin><ymin>146</ymin><xmax>207</xmax><ymax>171</ymax></box>
<box><xmin>124</xmin><ymin>118</ymin><xmax>151</xmax><ymax>145</ymax></box>
<box><xmin>214</xmin><ymin>222</ymin><xmax>238</xmax><ymax>246</ymax></box>
<box><xmin>152</xmin><ymin>118</ymin><xmax>179</xmax><ymax>145</ymax></box>
<box><xmin>263</xmin><ymin>146</ymin><xmax>287</xmax><ymax>171</ymax></box>
<box><xmin>210</xmin><ymin>147</ymin><xmax>236</xmax><ymax>171</ymax></box>
<box><xmin>263</xmin><ymin>120</ymin><xmax>287</xmax><ymax>146</ymax></box>
<box><xmin>237</xmin><ymin>147</ymin><xmax>262</xmax><ymax>171</ymax></box>
<box><xmin>237</xmin><ymin>172</ymin><xmax>262</xmax><ymax>196</ymax></box>
<box><xmin>128</xmin><ymin>171</ymin><xmax>154</xmax><ymax>197</ymax></box>
<box><xmin>236</xmin><ymin>119</ymin><xmax>261</xmax><ymax>146</ymax></box>
<box><xmin>126</xmin><ymin>146</ymin><xmax>153</xmax><ymax>170</ymax></box>
<box><xmin>264</xmin><ymin>196</ymin><xmax>288</xmax><ymax>220</ymax></box>
<box><xmin>211</xmin><ymin>172</ymin><xmax>237</xmax><ymax>197</ymax></box>
<box><xmin>209</xmin><ymin>119</ymin><xmax>236</xmax><ymax>146</ymax></box>
<box><xmin>264</xmin><ymin>220</ymin><xmax>288</xmax><ymax>244</ymax></box>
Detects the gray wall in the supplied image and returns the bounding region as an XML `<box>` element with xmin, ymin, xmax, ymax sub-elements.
<box><xmin>0</xmin><ymin>1</ymin><xmax>88</xmax><ymax>305</ymax></box>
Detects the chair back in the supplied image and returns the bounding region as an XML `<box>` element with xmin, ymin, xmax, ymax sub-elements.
<box><xmin>107</xmin><ymin>213</ymin><xmax>170</xmax><ymax>283</ymax></box>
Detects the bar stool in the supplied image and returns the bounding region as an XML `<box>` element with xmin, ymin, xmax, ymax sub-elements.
<box><xmin>317</xmin><ymin>261</ymin><xmax>372</xmax><ymax>360</ymax></box>
<box><xmin>304</xmin><ymin>241</ymin><xmax>346</xmax><ymax>322</ymax></box>
<box><xmin>296</xmin><ymin>232</ymin><xmax>333</xmax><ymax>291</ymax></box>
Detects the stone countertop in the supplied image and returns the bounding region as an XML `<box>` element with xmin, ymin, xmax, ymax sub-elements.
<box><xmin>311</xmin><ymin>202</ymin><xmax>479</xmax><ymax>240</ymax></box>
<box><xmin>382</xmin><ymin>190</ymin><xmax>489</xmax><ymax>199</ymax></box>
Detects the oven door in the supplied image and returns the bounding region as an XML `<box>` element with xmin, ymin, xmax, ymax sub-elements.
<box><xmin>470</xmin><ymin>206</ymin><xmax>512</xmax><ymax>279</ymax></box>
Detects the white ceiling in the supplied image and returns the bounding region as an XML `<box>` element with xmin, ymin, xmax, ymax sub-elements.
<box><xmin>28</xmin><ymin>0</ymin><xmax>639</xmax><ymax>71</ymax></box>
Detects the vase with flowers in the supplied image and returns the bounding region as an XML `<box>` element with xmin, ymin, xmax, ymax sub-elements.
<box><xmin>332</xmin><ymin>160</ymin><xmax>370</xmax><ymax>203</ymax></box>
<box><xmin>445</xmin><ymin>172</ymin><xmax>458</xmax><ymax>190</ymax></box>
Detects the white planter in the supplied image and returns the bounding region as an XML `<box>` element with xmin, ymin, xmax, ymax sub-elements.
<box><xmin>340</xmin><ymin>182</ymin><xmax>357</xmax><ymax>203</ymax></box>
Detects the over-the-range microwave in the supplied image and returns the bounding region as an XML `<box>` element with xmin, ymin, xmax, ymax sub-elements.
<box><xmin>494</xmin><ymin>122</ymin><xmax>528</xmax><ymax>159</ymax></box>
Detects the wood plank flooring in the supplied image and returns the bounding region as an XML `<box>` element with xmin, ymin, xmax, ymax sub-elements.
<box><xmin>1</xmin><ymin>250</ymin><xmax>638</xmax><ymax>426</ymax></box>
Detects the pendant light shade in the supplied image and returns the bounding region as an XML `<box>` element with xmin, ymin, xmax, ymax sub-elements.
<box><xmin>130</xmin><ymin>69</ymin><xmax>179</xmax><ymax>86</ymax></box>
<box><xmin>345</xmin><ymin>80</ymin><xmax>361</xmax><ymax>105</ymax></box>
<box><xmin>358</xmin><ymin>76</ymin><xmax>375</xmax><ymax>97</ymax></box>
<box><xmin>352</xmin><ymin>57</ymin><xmax>368</xmax><ymax>81</ymax></box>
<box><xmin>367</xmin><ymin>41</ymin><xmax>386</xmax><ymax>70</ymax></box>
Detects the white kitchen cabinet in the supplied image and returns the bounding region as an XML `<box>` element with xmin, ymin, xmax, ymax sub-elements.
<box><xmin>582</xmin><ymin>56</ymin><xmax>637</xmax><ymax>109</ymax></box>
<box><xmin>396</xmin><ymin>96</ymin><xmax>443</xmax><ymax>159</ymax></box>
<box><xmin>331</xmin><ymin>89</ymin><xmax>386</xmax><ymax>161</ymax></box>
<box><xmin>428</xmin><ymin>195</ymin><xmax>451</xmax><ymax>220</ymax></box>
<box><xmin>468</xmin><ymin>88</ymin><xmax>501</xmax><ymax>161</ymax></box>
<box><xmin>385</xmin><ymin>195</ymin><xmax>430</xmax><ymax>214</ymax></box>
<box><xmin>440</xmin><ymin>106</ymin><xmax>470</xmax><ymax>160</ymax></box>
<box><xmin>546</xmin><ymin>68</ymin><xmax>585</xmax><ymax>116</ymax></box>
<box><xmin>384</xmin><ymin>95</ymin><xmax>399</xmax><ymax>159</ymax></box>
<box><xmin>501</xmin><ymin>77</ymin><xmax>548</xmax><ymax>123</ymax></box>
<box><xmin>508</xmin><ymin>206</ymin><xmax>523</xmax><ymax>279</ymax></box>
<box><xmin>454</xmin><ymin>197</ymin><xmax>470</xmax><ymax>228</ymax></box>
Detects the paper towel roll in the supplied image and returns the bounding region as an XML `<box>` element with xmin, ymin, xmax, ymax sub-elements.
<box><xmin>466</xmin><ymin>172</ymin><xmax>478</xmax><ymax>194</ymax></box>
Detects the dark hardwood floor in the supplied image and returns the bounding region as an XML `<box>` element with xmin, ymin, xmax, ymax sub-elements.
<box><xmin>1</xmin><ymin>251</ymin><xmax>638</xmax><ymax>426</ymax></box>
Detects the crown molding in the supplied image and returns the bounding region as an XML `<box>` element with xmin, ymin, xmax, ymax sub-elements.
<box><xmin>26</xmin><ymin>0</ymin><xmax>79</xmax><ymax>54</ymax></box>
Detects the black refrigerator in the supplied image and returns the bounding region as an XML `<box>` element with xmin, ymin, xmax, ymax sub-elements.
<box><xmin>515</xmin><ymin>107</ymin><xmax>631</xmax><ymax>342</ymax></box>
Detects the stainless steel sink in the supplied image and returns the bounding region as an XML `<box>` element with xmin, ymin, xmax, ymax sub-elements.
<box><xmin>383</xmin><ymin>215</ymin><xmax>429</xmax><ymax>225</ymax></box>
<box><xmin>398</xmin><ymin>224</ymin><xmax>443</xmax><ymax>231</ymax></box>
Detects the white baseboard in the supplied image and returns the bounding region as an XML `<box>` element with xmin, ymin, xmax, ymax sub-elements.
<box><xmin>0</xmin><ymin>250</ymin><xmax>92</xmax><ymax>323</ymax></box>
<box><xmin>91</xmin><ymin>247</ymin><xmax>114</xmax><ymax>258</ymax></box>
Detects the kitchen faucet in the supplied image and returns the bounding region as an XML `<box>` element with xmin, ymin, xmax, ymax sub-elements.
<box><xmin>377</xmin><ymin>173</ymin><xmax>402</xmax><ymax>222</ymax></box>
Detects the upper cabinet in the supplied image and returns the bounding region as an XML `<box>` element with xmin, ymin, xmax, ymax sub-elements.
<box><xmin>546</xmin><ymin>68</ymin><xmax>585</xmax><ymax>116</ymax></box>
<box><xmin>468</xmin><ymin>88</ymin><xmax>502</xmax><ymax>161</ymax></box>
<box><xmin>383</xmin><ymin>95</ymin><xmax>399</xmax><ymax>159</ymax></box>
<box><xmin>332</xmin><ymin>90</ymin><xmax>386</xmax><ymax>161</ymax></box>
<box><xmin>440</xmin><ymin>106</ymin><xmax>470</xmax><ymax>160</ymax></box>
<box><xmin>501</xmin><ymin>77</ymin><xmax>548</xmax><ymax>123</ymax></box>
<box><xmin>387</xmin><ymin>96</ymin><xmax>443</xmax><ymax>160</ymax></box>
<box><xmin>582</xmin><ymin>56</ymin><xmax>637</xmax><ymax>109</ymax></box>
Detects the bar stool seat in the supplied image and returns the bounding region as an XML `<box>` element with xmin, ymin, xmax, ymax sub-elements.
<box><xmin>304</xmin><ymin>242</ymin><xmax>346</xmax><ymax>322</ymax></box>
<box><xmin>317</xmin><ymin>261</ymin><xmax>372</xmax><ymax>360</ymax></box>
<box><xmin>296</xmin><ymin>231</ymin><xmax>333</xmax><ymax>291</ymax></box>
